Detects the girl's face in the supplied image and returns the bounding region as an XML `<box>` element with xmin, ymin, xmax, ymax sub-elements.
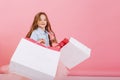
<box><xmin>37</xmin><ymin>14</ymin><xmax>47</xmax><ymax>29</ymax></box>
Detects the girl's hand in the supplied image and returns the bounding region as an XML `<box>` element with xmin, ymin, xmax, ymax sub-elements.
<box><xmin>37</xmin><ymin>39</ymin><xmax>45</xmax><ymax>45</ymax></box>
<box><xmin>52</xmin><ymin>42</ymin><xmax>58</xmax><ymax>47</ymax></box>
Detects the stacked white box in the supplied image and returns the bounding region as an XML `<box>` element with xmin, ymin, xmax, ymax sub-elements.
<box><xmin>60</xmin><ymin>37</ymin><xmax>91</xmax><ymax>69</ymax></box>
<box><xmin>9</xmin><ymin>38</ymin><xmax>60</xmax><ymax>80</ymax></box>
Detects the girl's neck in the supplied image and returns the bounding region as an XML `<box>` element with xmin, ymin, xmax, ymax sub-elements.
<box><xmin>39</xmin><ymin>26</ymin><xmax>45</xmax><ymax>31</ymax></box>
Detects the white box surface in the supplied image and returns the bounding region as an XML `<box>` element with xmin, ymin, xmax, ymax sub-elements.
<box><xmin>9</xmin><ymin>38</ymin><xmax>60</xmax><ymax>80</ymax></box>
<box><xmin>60</xmin><ymin>37</ymin><xmax>91</xmax><ymax>69</ymax></box>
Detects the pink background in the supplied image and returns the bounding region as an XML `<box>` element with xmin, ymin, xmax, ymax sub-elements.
<box><xmin>0</xmin><ymin>0</ymin><xmax>120</xmax><ymax>76</ymax></box>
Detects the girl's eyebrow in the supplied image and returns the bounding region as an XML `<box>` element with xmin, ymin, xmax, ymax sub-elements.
<box><xmin>44</xmin><ymin>19</ymin><xmax>47</xmax><ymax>20</ymax></box>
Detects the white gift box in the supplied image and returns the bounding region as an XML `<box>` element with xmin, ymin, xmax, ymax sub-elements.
<box><xmin>9</xmin><ymin>38</ymin><xmax>60</xmax><ymax>80</ymax></box>
<box><xmin>9</xmin><ymin>37</ymin><xmax>91</xmax><ymax>80</ymax></box>
<box><xmin>60</xmin><ymin>37</ymin><xmax>91</xmax><ymax>69</ymax></box>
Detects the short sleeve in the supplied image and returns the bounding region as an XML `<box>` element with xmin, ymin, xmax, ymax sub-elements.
<box><xmin>30</xmin><ymin>31</ymin><xmax>38</xmax><ymax>41</ymax></box>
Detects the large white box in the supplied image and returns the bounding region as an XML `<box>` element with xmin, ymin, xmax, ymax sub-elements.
<box><xmin>9</xmin><ymin>37</ymin><xmax>91</xmax><ymax>80</ymax></box>
<box><xmin>60</xmin><ymin>37</ymin><xmax>91</xmax><ymax>69</ymax></box>
<box><xmin>9</xmin><ymin>38</ymin><xmax>60</xmax><ymax>80</ymax></box>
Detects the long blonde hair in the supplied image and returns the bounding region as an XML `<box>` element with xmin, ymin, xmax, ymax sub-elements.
<box><xmin>26</xmin><ymin>12</ymin><xmax>57</xmax><ymax>46</ymax></box>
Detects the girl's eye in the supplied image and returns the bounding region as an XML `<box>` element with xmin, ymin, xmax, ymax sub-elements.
<box><xmin>39</xmin><ymin>19</ymin><xmax>46</xmax><ymax>21</ymax></box>
<box><xmin>39</xmin><ymin>19</ymin><xmax>42</xmax><ymax>21</ymax></box>
<box><xmin>44</xmin><ymin>19</ymin><xmax>47</xmax><ymax>21</ymax></box>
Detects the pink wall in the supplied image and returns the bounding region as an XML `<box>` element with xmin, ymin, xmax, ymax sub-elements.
<box><xmin>0</xmin><ymin>0</ymin><xmax>120</xmax><ymax>76</ymax></box>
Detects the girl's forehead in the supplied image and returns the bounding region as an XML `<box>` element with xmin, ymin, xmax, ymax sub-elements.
<box><xmin>40</xmin><ymin>14</ymin><xmax>46</xmax><ymax>19</ymax></box>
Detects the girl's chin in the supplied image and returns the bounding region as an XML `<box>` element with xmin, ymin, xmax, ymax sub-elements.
<box><xmin>39</xmin><ymin>26</ymin><xmax>46</xmax><ymax>28</ymax></box>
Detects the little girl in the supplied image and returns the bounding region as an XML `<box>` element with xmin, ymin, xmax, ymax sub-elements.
<box><xmin>26</xmin><ymin>12</ymin><xmax>58</xmax><ymax>47</ymax></box>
